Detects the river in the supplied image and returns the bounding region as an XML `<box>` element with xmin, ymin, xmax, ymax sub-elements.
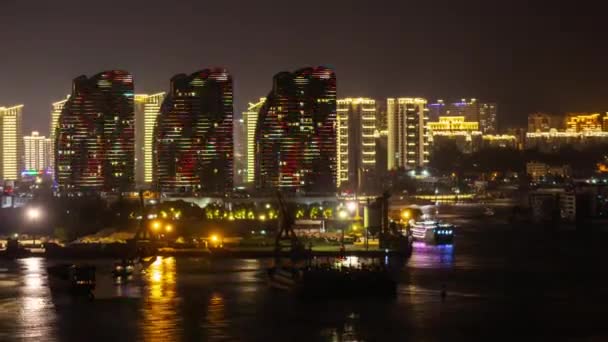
<box><xmin>0</xmin><ymin>206</ymin><xmax>604</xmax><ymax>341</ymax></box>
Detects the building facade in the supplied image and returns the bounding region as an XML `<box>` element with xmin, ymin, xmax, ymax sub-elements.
<box><xmin>387</xmin><ymin>97</ymin><xmax>429</xmax><ymax>170</ymax></box>
<box><xmin>336</xmin><ymin>98</ymin><xmax>376</xmax><ymax>191</ymax></box>
<box><xmin>427</xmin><ymin>116</ymin><xmax>482</xmax><ymax>154</ymax></box>
<box><xmin>49</xmin><ymin>95</ymin><xmax>70</xmax><ymax>172</ymax></box>
<box><xmin>428</xmin><ymin>99</ymin><xmax>447</xmax><ymax>121</ymax></box>
<box><xmin>255</xmin><ymin>67</ymin><xmax>337</xmax><ymax>192</ymax></box>
<box><xmin>55</xmin><ymin>71</ymin><xmax>135</xmax><ymax>193</ymax></box>
<box><xmin>0</xmin><ymin>105</ymin><xmax>24</xmax><ymax>181</ymax></box>
<box><xmin>525</xmin><ymin>130</ymin><xmax>608</xmax><ymax>152</ymax></box>
<box><xmin>565</xmin><ymin>113</ymin><xmax>605</xmax><ymax>132</ymax></box>
<box><xmin>243</xmin><ymin>98</ymin><xmax>266</xmax><ymax>184</ymax></box>
<box><xmin>24</xmin><ymin>131</ymin><xmax>51</xmax><ymax>172</ymax></box>
<box><xmin>528</xmin><ymin>112</ymin><xmax>561</xmax><ymax>132</ymax></box>
<box><xmin>479</xmin><ymin>102</ymin><xmax>497</xmax><ymax>133</ymax></box>
<box><xmin>154</xmin><ymin>69</ymin><xmax>233</xmax><ymax>194</ymax></box>
<box><xmin>481</xmin><ymin>134</ymin><xmax>518</xmax><ymax>149</ymax></box>
<box><xmin>135</xmin><ymin>92</ymin><xmax>165</xmax><ymax>188</ymax></box>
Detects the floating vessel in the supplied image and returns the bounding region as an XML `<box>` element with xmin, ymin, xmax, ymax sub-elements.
<box><xmin>411</xmin><ymin>220</ymin><xmax>454</xmax><ymax>244</ymax></box>
<box><xmin>267</xmin><ymin>192</ymin><xmax>397</xmax><ymax>297</ymax></box>
<box><xmin>47</xmin><ymin>264</ymin><xmax>96</xmax><ymax>299</ymax></box>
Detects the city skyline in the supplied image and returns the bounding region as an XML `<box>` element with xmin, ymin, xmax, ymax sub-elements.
<box><xmin>1</xmin><ymin>1</ymin><xmax>606</xmax><ymax>135</ymax></box>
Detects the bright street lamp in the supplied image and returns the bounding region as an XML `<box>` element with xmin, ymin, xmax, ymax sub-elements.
<box><xmin>26</xmin><ymin>207</ymin><xmax>42</xmax><ymax>247</ymax></box>
<box><xmin>27</xmin><ymin>207</ymin><xmax>41</xmax><ymax>221</ymax></box>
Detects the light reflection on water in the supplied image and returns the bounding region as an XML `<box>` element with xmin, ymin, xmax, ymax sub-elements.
<box><xmin>17</xmin><ymin>258</ymin><xmax>56</xmax><ymax>341</ymax></box>
<box><xmin>141</xmin><ymin>256</ymin><xmax>179</xmax><ymax>342</ymax></box>
<box><xmin>408</xmin><ymin>242</ymin><xmax>454</xmax><ymax>269</ymax></box>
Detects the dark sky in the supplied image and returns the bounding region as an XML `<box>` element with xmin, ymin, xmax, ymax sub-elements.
<box><xmin>0</xmin><ymin>0</ymin><xmax>606</xmax><ymax>135</ymax></box>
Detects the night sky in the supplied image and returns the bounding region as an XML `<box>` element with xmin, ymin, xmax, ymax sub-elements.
<box><xmin>0</xmin><ymin>0</ymin><xmax>606</xmax><ymax>135</ymax></box>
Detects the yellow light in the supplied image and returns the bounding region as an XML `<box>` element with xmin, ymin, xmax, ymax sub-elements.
<box><xmin>210</xmin><ymin>235</ymin><xmax>219</xmax><ymax>242</ymax></box>
<box><xmin>165</xmin><ymin>224</ymin><xmax>173</xmax><ymax>232</ymax></box>
<box><xmin>151</xmin><ymin>221</ymin><xmax>161</xmax><ymax>231</ymax></box>
<box><xmin>259</xmin><ymin>214</ymin><xmax>266</xmax><ymax>221</ymax></box>
<box><xmin>338</xmin><ymin>210</ymin><xmax>348</xmax><ymax>219</ymax></box>
<box><xmin>401</xmin><ymin>210</ymin><xmax>410</xmax><ymax>219</ymax></box>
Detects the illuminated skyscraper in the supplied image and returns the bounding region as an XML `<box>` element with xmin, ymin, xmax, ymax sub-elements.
<box><xmin>479</xmin><ymin>102</ymin><xmax>498</xmax><ymax>133</ymax></box>
<box><xmin>135</xmin><ymin>92</ymin><xmax>165</xmax><ymax>187</ymax></box>
<box><xmin>55</xmin><ymin>70</ymin><xmax>135</xmax><ymax>193</ymax></box>
<box><xmin>337</xmin><ymin>98</ymin><xmax>376</xmax><ymax>191</ymax></box>
<box><xmin>24</xmin><ymin>131</ymin><xmax>51</xmax><ymax>172</ymax></box>
<box><xmin>387</xmin><ymin>98</ymin><xmax>429</xmax><ymax>170</ymax></box>
<box><xmin>0</xmin><ymin>105</ymin><xmax>24</xmax><ymax>181</ymax></box>
<box><xmin>243</xmin><ymin>97</ymin><xmax>265</xmax><ymax>184</ymax></box>
<box><xmin>154</xmin><ymin>69</ymin><xmax>233</xmax><ymax>194</ymax></box>
<box><xmin>49</xmin><ymin>95</ymin><xmax>70</xmax><ymax>172</ymax></box>
<box><xmin>255</xmin><ymin>67</ymin><xmax>337</xmax><ymax>192</ymax></box>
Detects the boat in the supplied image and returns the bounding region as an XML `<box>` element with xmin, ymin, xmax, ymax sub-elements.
<box><xmin>411</xmin><ymin>220</ymin><xmax>454</xmax><ymax>244</ymax></box>
<box><xmin>47</xmin><ymin>264</ymin><xmax>96</xmax><ymax>299</ymax></box>
<box><xmin>113</xmin><ymin>255</ymin><xmax>157</xmax><ymax>279</ymax></box>
<box><xmin>112</xmin><ymin>259</ymin><xmax>135</xmax><ymax>277</ymax></box>
<box><xmin>267</xmin><ymin>191</ymin><xmax>397</xmax><ymax>297</ymax></box>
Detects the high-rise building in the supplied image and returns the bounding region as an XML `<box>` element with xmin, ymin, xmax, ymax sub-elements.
<box><xmin>0</xmin><ymin>105</ymin><xmax>24</xmax><ymax>181</ymax></box>
<box><xmin>387</xmin><ymin>98</ymin><xmax>429</xmax><ymax>170</ymax></box>
<box><xmin>428</xmin><ymin>99</ymin><xmax>447</xmax><ymax>121</ymax></box>
<box><xmin>528</xmin><ymin>112</ymin><xmax>561</xmax><ymax>132</ymax></box>
<box><xmin>375</xmin><ymin>129</ymin><xmax>388</xmax><ymax>176</ymax></box>
<box><xmin>55</xmin><ymin>70</ymin><xmax>135</xmax><ymax>193</ymax></box>
<box><xmin>337</xmin><ymin>98</ymin><xmax>376</xmax><ymax>191</ymax></box>
<box><xmin>427</xmin><ymin>116</ymin><xmax>482</xmax><ymax>154</ymax></box>
<box><xmin>49</xmin><ymin>95</ymin><xmax>70</xmax><ymax>172</ymax></box>
<box><xmin>437</xmin><ymin>99</ymin><xmax>497</xmax><ymax>133</ymax></box>
<box><xmin>243</xmin><ymin>97</ymin><xmax>266</xmax><ymax>184</ymax></box>
<box><xmin>135</xmin><ymin>92</ymin><xmax>165</xmax><ymax>188</ymax></box>
<box><xmin>445</xmin><ymin>98</ymin><xmax>479</xmax><ymax>122</ymax></box>
<box><xmin>154</xmin><ymin>69</ymin><xmax>233</xmax><ymax>194</ymax></box>
<box><xmin>234</xmin><ymin>118</ymin><xmax>247</xmax><ymax>185</ymax></box>
<box><xmin>479</xmin><ymin>102</ymin><xmax>498</xmax><ymax>133</ymax></box>
<box><xmin>255</xmin><ymin>67</ymin><xmax>337</xmax><ymax>192</ymax></box>
<box><xmin>24</xmin><ymin>131</ymin><xmax>51</xmax><ymax>172</ymax></box>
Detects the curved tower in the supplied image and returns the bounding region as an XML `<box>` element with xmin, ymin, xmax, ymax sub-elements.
<box><xmin>55</xmin><ymin>70</ymin><xmax>134</xmax><ymax>193</ymax></box>
<box><xmin>154</xmin><ymin>69</ymin><xmax>233</xmax><ymax>194</ymax></box>
<box><xmin>255</xmin><ymin>66</ymin><xmax>337</xmax><ymax>193</ymax></box>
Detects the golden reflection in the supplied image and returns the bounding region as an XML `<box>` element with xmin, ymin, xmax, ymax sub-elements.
<box><xmin>204</xmin><ymin>292</ymin><xmax>228</xmax><ymax>338</ymax></box>
<box><xmin>142</xmin><ymin>256</ymin><xmax>179</xmax><ymax>341</ymax></box>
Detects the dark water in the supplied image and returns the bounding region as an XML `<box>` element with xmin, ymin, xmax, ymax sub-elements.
<box><xmin>0</xmin><ymin>208</ymin><xmax>605</xmax><ymax>341</ymax></box>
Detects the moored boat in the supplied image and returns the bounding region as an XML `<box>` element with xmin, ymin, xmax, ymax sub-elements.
<box><xmin>411</xmin><ymin>220</ymin><xmax>454</xmax><ymax>244</ymax></box>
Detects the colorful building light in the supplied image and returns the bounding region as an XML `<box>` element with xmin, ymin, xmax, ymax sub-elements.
<box><xmin>255</xmin><ymin>67</ymin><xmax>337</xmax><ymax>192</ymax></box>
<box><xmin>154</xmin><ymin>69</ymin><xmax>233</xmax><ymax>194</ymax></box>
<box><xmin>55</xmin><ymin>70</ymin><xmax>135</xmax><ymax>193</ymax></box>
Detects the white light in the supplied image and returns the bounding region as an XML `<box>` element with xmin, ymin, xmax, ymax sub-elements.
<box><xmin>346</xmin><ymin>201</ymin><xmax>357</xmax><ymax>213</ymax></box>
<box><xmin>27</xmin><ymin>208</ymin><xmax>41</xmax><ymax>220</ymax></box>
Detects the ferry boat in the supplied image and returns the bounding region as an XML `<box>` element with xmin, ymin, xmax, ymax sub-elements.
<box><xmin>411</xmin><ymin>220</ymin><xmax>454</xmax><ymax>244</ymax></box>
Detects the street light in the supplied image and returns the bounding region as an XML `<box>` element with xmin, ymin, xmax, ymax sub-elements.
<box><xmin>151</xmin><ymin>220</ymin><xmax>161</xmax><ymax>231</ymax></box>
<box><xmin>27</xmin><ymin>207</ymin><xmax>41</xmax><ymax>221</ymax></box>
<box><xmin>346</xmin><ymin>201</ymin><xmax>357</xmax><ymax>213</ymax></box>
<box><xmin>26</xmin><ymin>207</ymin><xmax>41</xmax><ymax>247</ymax></box>
<box><xmin>165</xmin><ymin>224</ymin><xmax>173</xmax><ymax>233</ymax></box>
